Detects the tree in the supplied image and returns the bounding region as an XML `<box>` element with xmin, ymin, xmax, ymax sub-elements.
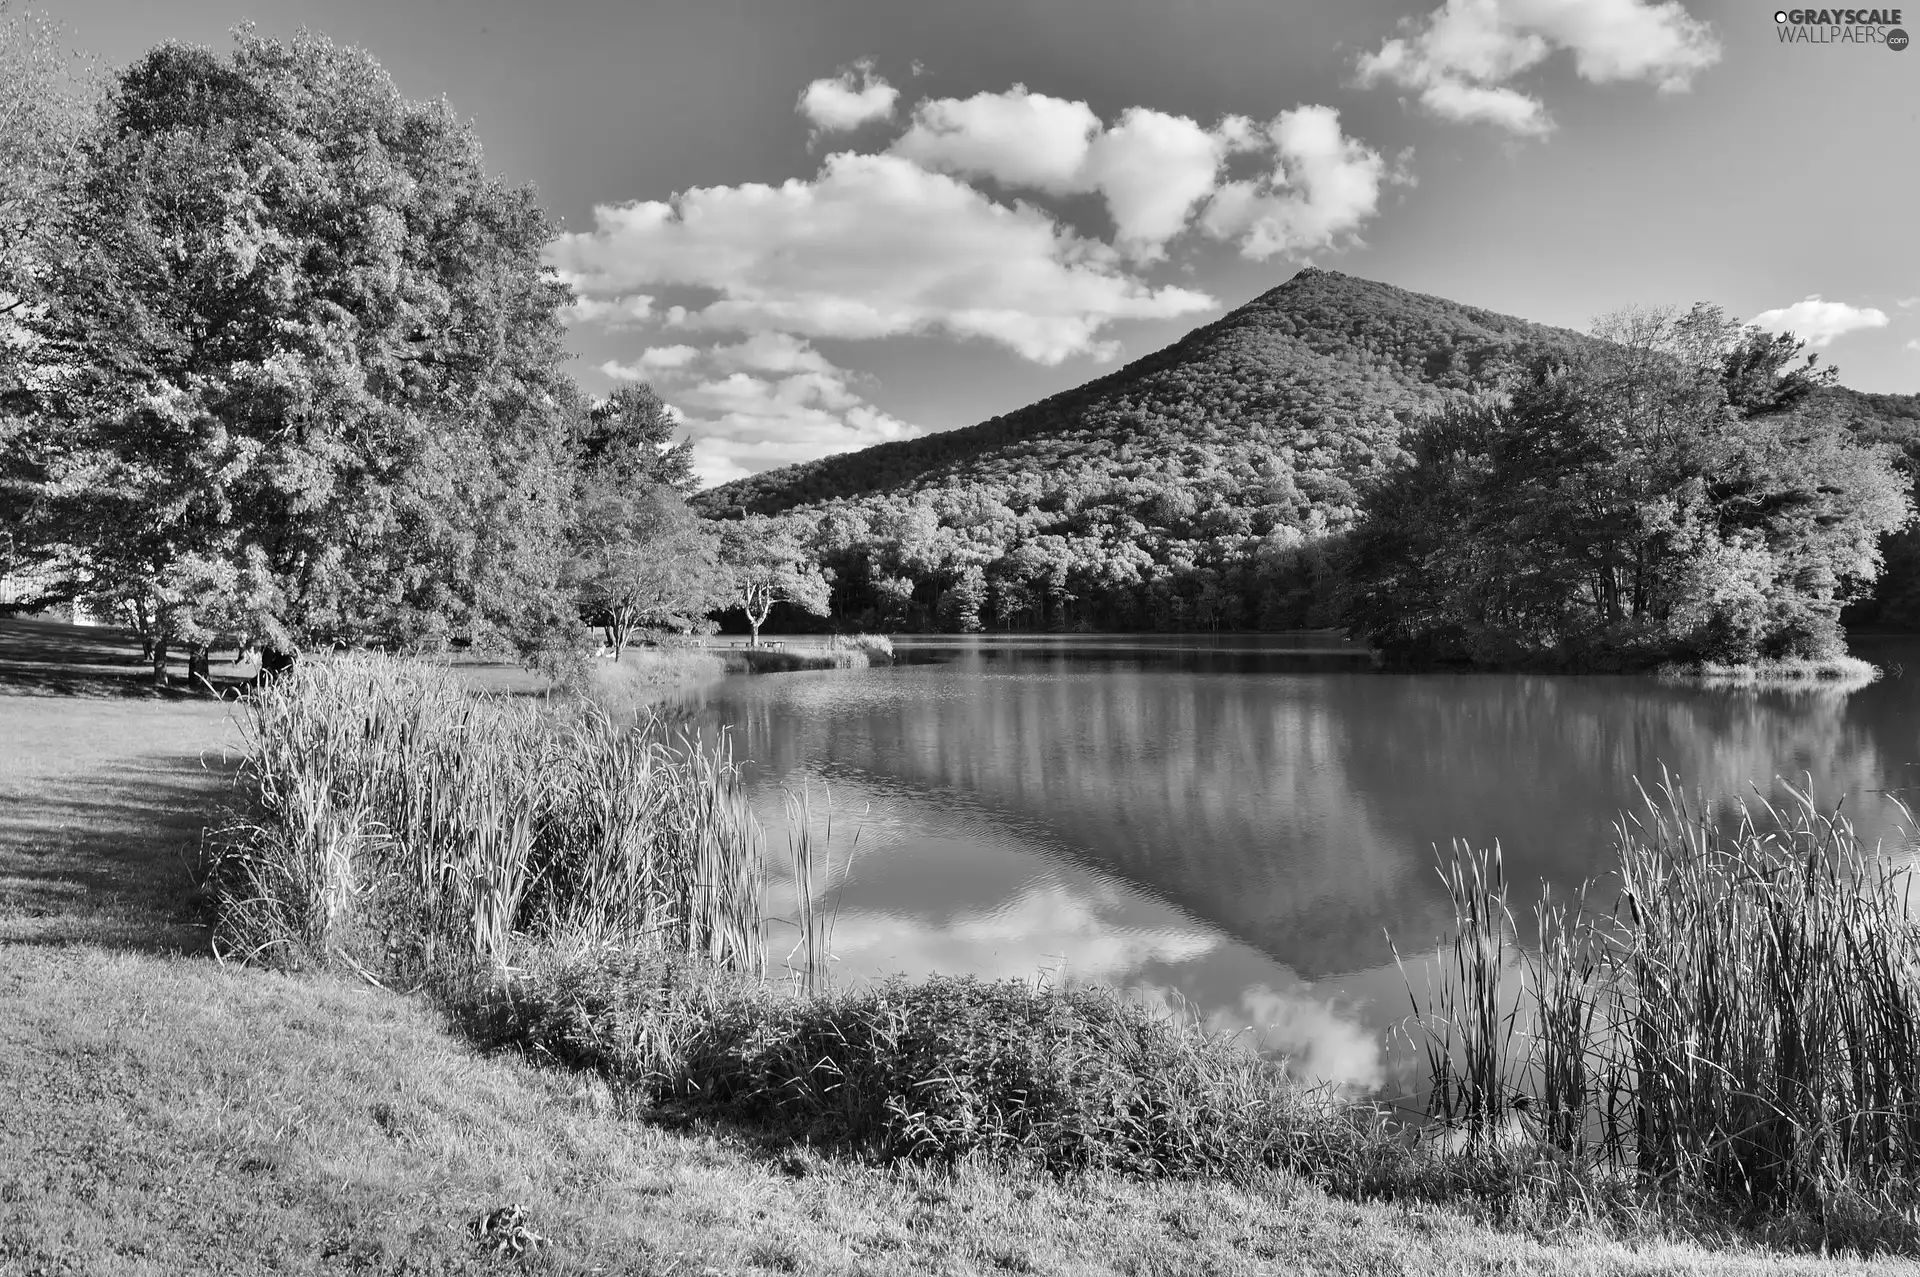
<box><xmin>15</xmin><ymin>30</ymin><xmax>576</xmax><ymax>683</ymax></box>
<box><xmin>565</xmin><ymin>478</ymin><xmax>726</xmax><ymax>658</ymax></box>
<box><xmin>717</xmin><ymin>514</ymin><xmax>829</xmax><ymax>645</ymax></box>
<box><xmin>1</xmin><ymin>4</ymin><xmax>98</xmax><ymax>605</ymax></box>
<box><xmin>1344</xmin><ymin>307</ymin><xmax>1912</xmax><ymax>667</ymax></box>
<box><xmin>576</xmin><ymin>383</ymin><xmax>697</xmax><ymax>494</ymax></box>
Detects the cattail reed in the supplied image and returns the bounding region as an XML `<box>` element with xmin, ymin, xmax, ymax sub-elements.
<box><xmin>212</xmin><ymin>653</ymin><xmax>767</xmax><ymax>981</ymax></box>
<box><xmin>1409</xmin><ymin>768</ymin><xmax>1920</xmax><ymax>1214</ymax></box>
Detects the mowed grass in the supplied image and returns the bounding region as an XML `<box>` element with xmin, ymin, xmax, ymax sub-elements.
<box><xmin>3</xmin><ymin>618</ymin><xmax>1919</xmax><ymax>1275</ymax></box>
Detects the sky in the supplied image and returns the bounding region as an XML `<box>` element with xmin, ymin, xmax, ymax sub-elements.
<box><xmin>42</xmin><ymin>0</ymin><xmax>1920</xmax><ymax>487</ymax></box>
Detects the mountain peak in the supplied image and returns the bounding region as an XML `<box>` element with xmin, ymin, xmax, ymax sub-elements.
<box><xmin>694</xmin><ymin>273</ymin><xmax>1594</xmax><ymax>519</ymax></box>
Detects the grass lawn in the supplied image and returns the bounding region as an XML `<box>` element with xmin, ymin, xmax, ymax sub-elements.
<box><xmin>3</xmin><ymin>616</ymin><xmax>1917</xmax><ymax>1275</ymax></box>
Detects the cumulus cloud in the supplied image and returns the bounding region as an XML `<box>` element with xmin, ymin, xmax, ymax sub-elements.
<box><xmin>602</xmin><ymin>334</ymin><xmax>922</xmax><ymax>488</ymax></box>
<box><xmin>1356</xmin><ymin>0</ymin><xmax>1721</xmax><ymax>135</ymax></box>
<box><xmin>1200</xmin><ymin>107</ymin><xmax>1395</xmax><ymax>260</ymax></box>
<box><xmin>1749</xmin><ymin>295</ymin><xmax>1891</xmax><ymax>348</ymax></box>
<box><xmin>1898</xmin><ymin>296</ymin><xmax>1919</xmax><ymax>309</ymax></box>
<box><xmin>546</xmin><ymin>151</ymin><xmax>1216</xmax><ymax>365</ymax></box>
<box><xmin>1907</xmin><ymin>338</ymin><xmax>1920</xmax><ymax>353</ymax></box>
<box><xmin>559</xmin><ymin>293</ymin><xmax>656</xmax><ymax>328</ymax></box>
<box><xmin>1082</xmin><ymin>108</ymin><xmax>1235</xmax><ymax>263</ymax></box>
<box><xmin>893</xmin><ymin>85</ymin><xmax>1102</xmax><ymax>193</ymax></box>
<box><xmin>599</xmin><ymin>344</ymin><xmax>700</xmax><ymax>381</ymax></box>
<box><xmin>890</xmin><ymin>88</ymin><xmax>1390</xmax><ymax>263</ymax></box>
<box><xmin>796</xmin><ymin>60</ymin><xmax>898</xmax><ymax>132</ymax></box>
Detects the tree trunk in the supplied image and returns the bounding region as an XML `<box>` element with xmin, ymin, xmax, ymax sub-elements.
<box><xmin>610</xmin><ymin>616</ymin><xmax>630</xmax><ymax>662</ymax></box>
<box><xmin>150</xmin><ymin>637</ymin><xmax>169</xmax><ymax>687</ymax></box>
<box><xmin>188</xmin><ymin>644</ymin><xmax>212</xmax><ymax>688</ymax></box>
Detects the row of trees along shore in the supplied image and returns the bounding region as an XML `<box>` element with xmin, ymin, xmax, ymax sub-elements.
<box><xmin>3</xmin><ymin>18</ymin><xmax>1913</xmax><ymax>679</ymax></box>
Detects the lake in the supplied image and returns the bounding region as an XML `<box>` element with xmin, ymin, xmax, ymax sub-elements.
<box><xmin>672</xmin><ymin>633</ymin><xmax>1920</xmax><ymax>1107</ymax></box>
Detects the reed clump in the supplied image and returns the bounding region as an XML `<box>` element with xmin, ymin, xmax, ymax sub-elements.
<box><xmin>210</xmin><ymin>653</ymin><xmax>764</xmax><ymax>983</ymax></box>
<box><xmin>1408</xmin><ymin>772</ymin><xmax>1920</xmax><ymax>1239</ymax></box>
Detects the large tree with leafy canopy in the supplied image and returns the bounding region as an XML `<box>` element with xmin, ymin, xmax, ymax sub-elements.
<box><xmin>565</xmin><ymin>477</ymin><xmax>727</xmax><ymax>659</ymax></box>
<box><xmin>717</xmin><ymin>514</ymin><xmax>830</xmax><ymax>646</ymax></box>
<box><xmin>1344</xmin><ymin>305</ymin><xmax>1912</xmax><ymax>667</ymax></box>
<box><xmin>12</xmin><ymin>28</ymin><xmax>576</xmax><ymax>682</ymax></box>
<box><xmin>576</xmin><ymin>383</ymin><xmax>697</xmax><ymax>495</ymax></box>
<box><xmin>0</xmin><ymin>2</ymin><xmax>99</xmax><ymax>602</ymax></box>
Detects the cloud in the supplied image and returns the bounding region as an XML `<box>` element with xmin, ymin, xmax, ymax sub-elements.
<box><xmin>891</xmin><ymin>88</ymin><xmax>1390</xmax><ymax>263</ymax></box>
<box><xmin>1749</xmin><ymin>295</ymin><xmax>1892</xmax><ymax>348</ymax></box>
<box><xmin>607</xmin><ymin>334</ymin><xmax>922</xmax><ymax>487</ymax></box>
<box><xmin>892</xmin><ymin>85</ymin><xmax>1102</xmax><ymax>193</ymax></box>
<box><xmin>1898</xmin><ymin>296</ymin><xmax>1919</xmax><ymax>309</ymax></box>
<box><xmin>1199</xmin><ymin>107</ymin><xmax>1396</xmax><ymax>260</ymax></box>
<box><xmin>797</xmin><ymin>60</ymin><xmax>898</xmax><ymax>132</ymax></box>
<box><xmin>1356</xmin><ymin>0</ymin><xmax>1721</xmax><ymax>135</ymax></box>
<box><xmin>558</xmin><ymin>293</ymin><xmax>656</xmax><ymax>328</ymax></box>
<box><xmin>1907</xmin><ymin>339</ymin><xmax>1920</xmax><ymax>353</ymax></box>
<box><xmin>599</xmin><ymin>344</ymin><xmax>701</xmax><ymax>381</ymax></box>
<box><xmin>1082</xmin><ymin>108</ymin><xmax>1235</xmax><ymax>263</ymax></box>
<box><xmin>546</xmin><ymin>151</ymin><xmax>1217</xmax><ymax>365</ymax></box>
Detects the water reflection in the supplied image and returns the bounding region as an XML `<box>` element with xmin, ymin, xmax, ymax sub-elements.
<box><xmin>682</xmin><ymin>635</ymin><xmax>1920</xmax><ymax>1097</ymax></box>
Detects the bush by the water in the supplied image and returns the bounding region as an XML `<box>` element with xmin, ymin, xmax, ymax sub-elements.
<box><xmin>490</xmin><ymin>948</ymin><xmax>1390</xmax><ymax>1182</ymax></box>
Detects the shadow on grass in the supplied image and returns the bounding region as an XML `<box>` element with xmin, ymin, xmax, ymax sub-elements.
<box><xmin>0</xmin><ymin>749</ymin><xmax>242</xmax><ymax>954</ymax></box>
<box><xmin>0</xmin><ymin>616</ymin><xmax>261</xmax><ymax>699</ymax></box>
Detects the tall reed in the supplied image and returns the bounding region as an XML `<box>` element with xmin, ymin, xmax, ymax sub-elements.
<box><xmin>1407</xmin><ymin>771</ymin><xmax>1920</xmax><ymax>1217</ymax></box>
<box><xmin>212</xmin><ymin>654</ymin><xmax>765</xmax><ymax>981</ymax></box>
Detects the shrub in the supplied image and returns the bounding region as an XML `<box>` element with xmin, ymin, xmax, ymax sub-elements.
<box><xmin>495</xmin><ymin>949</ymin><xmax>1388</xmax><ymax>1183</ymax></box>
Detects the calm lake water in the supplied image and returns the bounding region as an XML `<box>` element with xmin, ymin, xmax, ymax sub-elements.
<box><xmin>673</xmin><ymin>633</ymin><xmax>1920</xmax><ymax>1106</ymax></box>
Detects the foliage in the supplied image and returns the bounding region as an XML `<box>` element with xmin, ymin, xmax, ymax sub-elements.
<box><xmin>716</xmin><ymin>512</ymin><xmax>830</xmax><ymax>644</ymax></box>
<box><xmin>565</xmin><ymin>476</ymin><xmax>727</xmax><ymax>657</ymax></box>
<box><xmin>0</xmin><ymin>3</ymin><xmax>99</xmax><ymax>601</ymax></box>
<box><xmin>575</xmin><ymin>382</ymin><xmax>697</xmax><ymax>494</ymax></box>
<box><xmin>1343</xmin><ymin>306</ymin><xmax>1911</xmax><ymax>668</ymax></box>
<box><xmin>498</xmin><ymin>951</ymin><xmax>1379</xmax><ymax>1181</ymax></box>
<box><xmin>691</xmin><ymin>276</ymin><xmax>1920</xmax><ymax>642</ymax></box>
<box><xmin>11</xmin><ymin>30</ymin><xmax>576</xmax><ymax>678</ymax></box>
<box><xmin>1812</xmin><ymin>386</ymin><xmax>1920</xmax><ymax>628</ymax></box>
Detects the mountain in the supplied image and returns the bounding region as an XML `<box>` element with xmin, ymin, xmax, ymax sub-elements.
<box><xmin>688</xmin><ymin>269</ymin><xmax>1919</xmax><ymax>634</ymax></box>
<box><xmin>695</xmin><ymin>268</ymin><xmax>1592</xmax><ymax>521</ymax></box>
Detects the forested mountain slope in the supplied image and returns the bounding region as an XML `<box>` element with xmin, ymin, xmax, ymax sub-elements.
<box><xmin>696</xmin><ymin>268</ymin><xmax>1594</xmax><ymax>522</ymax></box>
<box><xmin>690</xmin><ymin>269</ymin><xmax>1917</xmax><ymax>634</ymax></box>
